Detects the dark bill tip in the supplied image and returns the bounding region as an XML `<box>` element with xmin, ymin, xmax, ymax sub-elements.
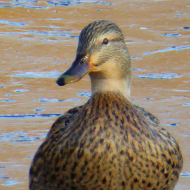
<box><xmin>56</xmin><ymin>77</ymin><xmax>65</xmax><ymax>86</ymax></box>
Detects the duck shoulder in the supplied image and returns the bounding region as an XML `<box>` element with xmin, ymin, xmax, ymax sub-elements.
<box><xmin>134</xmin><ymin>105</ymin><xmax>160</xmax><ymax>125</ymax></box>
<box><xmin>48</xmin><ymin>103</ymin><xmax>159</xmax><ymax>138</ymax></box>
<box><xmin>46</xmin><ymin>105</ymin><xmax>83</xmax><ymax>136</ymax></box>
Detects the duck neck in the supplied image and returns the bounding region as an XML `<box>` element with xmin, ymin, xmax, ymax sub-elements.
<box><xmin>89</xmin><ymin>75</ymin><xmax>131</xmax><ymax>100</ymax></box>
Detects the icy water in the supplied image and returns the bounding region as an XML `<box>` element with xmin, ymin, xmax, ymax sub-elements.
<box><xmin>0</xmin><ymin>0</ymin><xmax>190</xmax><ymax>189</ymax></box>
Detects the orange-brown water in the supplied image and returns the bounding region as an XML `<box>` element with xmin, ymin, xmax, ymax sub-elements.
<box><xmin>0</xmin><ymin>0</ymin><xmax>189</xmax><ymax>189</ymax></box>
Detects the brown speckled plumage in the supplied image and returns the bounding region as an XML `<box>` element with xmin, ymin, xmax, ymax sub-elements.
<box><xmin>29</xmin><ymin>20</ymin><xmax>183</xmax><ymax>190</ymax></box>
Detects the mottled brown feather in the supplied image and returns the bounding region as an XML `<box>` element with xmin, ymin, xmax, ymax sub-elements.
<box><xmin>29</xmin><ymin>92</ymin><xmax>182</xmax><ymax>190</ymax></box>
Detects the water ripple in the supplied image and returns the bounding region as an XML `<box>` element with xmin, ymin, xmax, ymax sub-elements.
<box><xmin>4</xmin><ymin>100</ymin><xmax>16</xmax><ymax>103</ymax></box>
<box><xmin>0</xmin><ymin>176</ymin><xmax>9</xmax><ymax>179</ymax></box>
<box><xmin>14</xmin><ymin>89</ymin><xmax>29</xmax><ymax>93</ymax></box>
<box><xmin>0</xmin><ymin>114</ymin><xmax>61</xmax><ymax>118</ymax></box>
<box><xmin>77</xmin><ymin>92</ymin><xmax>91</xmax><ymax>98</ymax></box>
<box><xmin>135</xmin><ymin>73</ymin><xmax>181</xmax><ymax>79</ymax></box>
<box><xmin>0</xmin><ymin>20</ymin><xmax>26</xmax><ymax>26</ymax></box>
<box><xmin>182</xmin><ymin>27</ymin><xmax>190</xmax><ymax>30</ymax></box>
<box><xmin>0</xmin><ymin>131</ymin><xmax>46</xmax><ymax>143</ymax></box>
<box><xmin>183</xmin><ymin>103</ymin><xmax>190</xmax><ymax>106</ymax></box>
<box><xmin>0</xmin><ymin>30</ymin><xmax>76</xmax><ymax>38</ymax></box>
<box><xmin>163</xmin><ymin>33</ymin><xmax>181</xmax><ymax>37</ymax></box>
<box><xmin>10</xmin><ymin>71</ymin><xmax>60</xmax><ymax>78</ymax></box>
<box><xmin>2</xmin><ymin>180</ymin><xmax>20</xmax><ymax>186</ymax></box>
<box><xmin>47</xmin><ymin>0</ymin><xmax>114</xmax><ymax>6</ymax></box>
<box><xmin>180</xmin><ymin>173</ymin><xmax>190</xmax><ymax>177</ymax></box>
<box><xmin>0</xmin><ymin>0</ymin><xmax>114</xmax><ymax>9</ymax></box>
<box><xmin>145</xmin><ymin>45</ymin><xmax>190</xmax><ymax>55</ymax></box>
<box><xmin>39</xmin><ymin>98</ymin><xmax>80</xmax><ymax>102</ymax></box>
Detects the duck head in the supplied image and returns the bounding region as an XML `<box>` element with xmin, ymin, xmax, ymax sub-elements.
<box><xmin>56</xmin><ymin>20</ymin><xmax>131</xmax><ymax>99</ymax></box>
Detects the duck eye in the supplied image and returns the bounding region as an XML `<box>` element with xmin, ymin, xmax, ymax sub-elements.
<box><xmin>79</xmin><ymin>55</ymin><xmax>88</xmax><ymax>65</ymax></box>
<box><xmin>79</xmin><ymin>60</ymin><xmax>84</xmax><ymax>65</ymax></box>
<box><xmin>102</xmin><ymin>38</ymin><xmax>109</xmax><ymax>45</ymax></box>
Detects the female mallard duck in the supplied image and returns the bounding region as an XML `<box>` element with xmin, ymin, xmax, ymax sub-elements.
<box><xmin>29</xmin><ymin>20</ymin><xmax>183</xmax><ymax>190</ymax></box>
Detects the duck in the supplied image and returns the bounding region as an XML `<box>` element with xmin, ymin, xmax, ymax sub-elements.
<box><xmin>29</xmin><ymin>20</ymin><xmax>183</xmax><ymax>190</ymax></box>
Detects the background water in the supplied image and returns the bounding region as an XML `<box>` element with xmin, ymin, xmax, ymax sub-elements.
<box><xmin>0</xmin><ymin>0</ymin><xmax>189</xmax><ymax>189</ymax></box>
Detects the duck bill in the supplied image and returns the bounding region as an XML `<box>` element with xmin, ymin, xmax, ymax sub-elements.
<box><xmin>56</xmin><ymin>55</ymin><xmax>93</xmax><ymax>86</ymax></box>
